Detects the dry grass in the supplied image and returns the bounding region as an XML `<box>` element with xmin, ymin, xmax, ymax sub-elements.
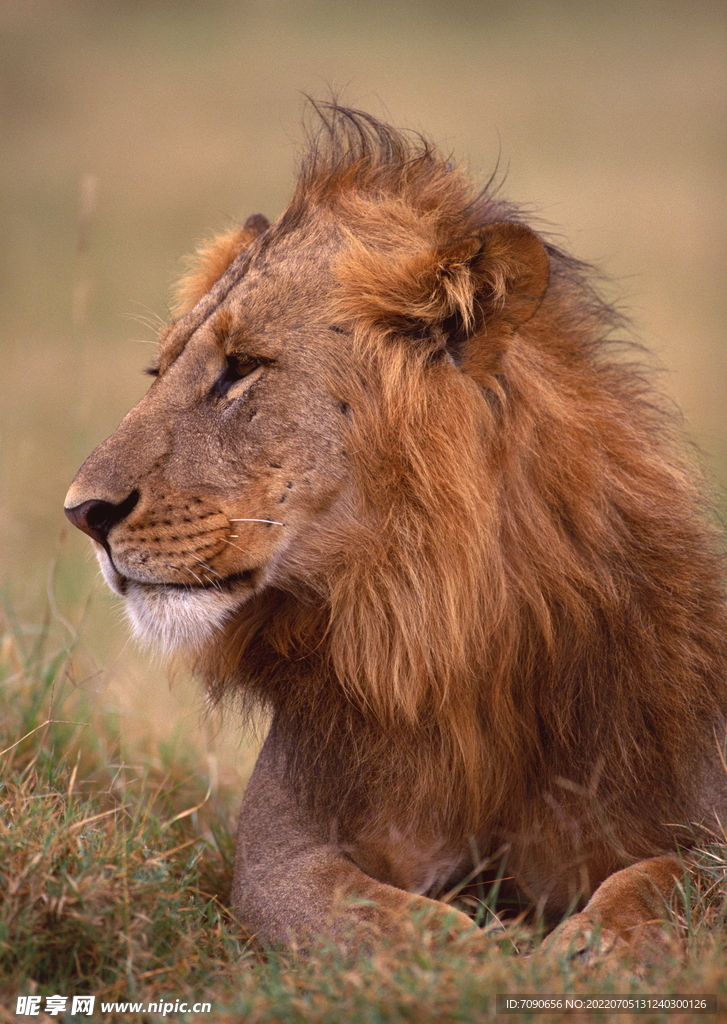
<box><xmin>0</xmin><ymin>608</ymin><xmax>246</xmax><ymax>1017</ymax></box>
<box><xmin>1</xmin><ymin>606</ymin><xmax>726</xmax><ymax>1021</ymax></box>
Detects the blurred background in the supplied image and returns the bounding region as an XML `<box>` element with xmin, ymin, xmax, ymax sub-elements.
<box><xmin>1</xmin><ymin>0</ymin><xmax>725</xmax><ymax>774</ymax></box>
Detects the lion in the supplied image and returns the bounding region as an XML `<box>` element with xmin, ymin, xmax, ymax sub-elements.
<box><xmin>65</xmin><ymin>104</ymin><xmax>727</xmax><ymax>963</ymax></box>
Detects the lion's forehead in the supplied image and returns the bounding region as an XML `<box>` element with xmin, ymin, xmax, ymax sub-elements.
<box><xmin>180</xmin><ymin>277</ymin><xmax>339</xmax><ymax>375</ymax></box>
<box><xmin>222</xmin><ymin>228</ymin><xmax>340</xmax><ymax>330</ymax></box>
<box><xmin>158</xmin><ymin>221</ymin><xmax>349</xmax><ymax>377</ymax></box>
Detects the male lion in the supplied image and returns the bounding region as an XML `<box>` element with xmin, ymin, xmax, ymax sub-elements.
<box><xmin>65</xmin><ymin>105</ymin><xmax>727</xmax><ymax>962</ymax></box>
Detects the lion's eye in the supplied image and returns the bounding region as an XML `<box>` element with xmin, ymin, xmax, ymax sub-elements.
<box><xmin>213</xmin><ymin>354</ymin><xmax>261</xmax><ymax>398</ymax></box>
<box><xmin>229</xmin><ymin>354</ymin><xmax>260</xmax><ymax>380</ymax></box>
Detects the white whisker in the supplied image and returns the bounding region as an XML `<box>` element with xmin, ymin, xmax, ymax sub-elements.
<box><xmin>223</xmin><ymin>538</ymin><xmax>249</xmax><ymax>555</ymax></box>
<box><xmin>195</xmin><ymin>561</ymin><xmax>225</xmax><ymax>590</ymax></box>
<box><xmin>196</xmin><ymin>560</ymin><xmax>223</xmax><ymax>580</ymax></box>
<box><xmin>230</xmin><ymin>518</ymin><xmax>284</xmax><ymax>526</ymax></box>
<box><xmin>166</xmin><ymin>559</ymin><xmax>206</xmax><ymax>588</ymax></box>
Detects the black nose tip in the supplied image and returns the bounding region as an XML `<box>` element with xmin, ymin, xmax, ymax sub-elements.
<box><xmin>64</xmin><ymin>490</ymin><xmax>139</xmax><ymax>546</ymax></box>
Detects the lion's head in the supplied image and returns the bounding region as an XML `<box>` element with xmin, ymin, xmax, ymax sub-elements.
<box><xmin>66</xmin><ymin>105</ymin><xmax>727</xmax><ymax>864</ymax></box>
<box><xmin>64</xmin><ymin>198</ymin><xmax>359</xmax><ymax>652</ymax></box>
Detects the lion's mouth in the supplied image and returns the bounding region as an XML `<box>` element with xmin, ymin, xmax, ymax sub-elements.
<box><xmin>145</xmin><ymin>569</ymin><xmax>258</xmax><ymax>591</ymax></box>
<box><xmin>98</xmin><ymin>547</ymin><xmax>259</xmax><ymax>597</ymax></box>
<box><xmin>121</xmin><ymin>568</ymin><xmax>259</xmax><ymax>595</ymax></box>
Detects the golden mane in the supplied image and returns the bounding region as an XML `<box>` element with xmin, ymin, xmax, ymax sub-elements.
<box><xmin>193</xmin><ymin>106</ymin><xmax>727</xmax><ymax>862</ymax></box>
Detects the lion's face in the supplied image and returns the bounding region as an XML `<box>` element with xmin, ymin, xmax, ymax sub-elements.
<box><xmin>65</xmin><ymin>224</ymin><xmax>354</xmax><ymax>650</ymax></box>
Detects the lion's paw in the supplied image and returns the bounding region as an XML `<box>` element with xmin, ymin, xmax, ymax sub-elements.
<box><xmin>542</xmin><ymin>911</ymin><xmax>681</xmax><ymax>970</ymax></box>
<box><xmin>541</xmin><ymin>912</ymin><xmax>625</xmax><ymax>966</ymax></box>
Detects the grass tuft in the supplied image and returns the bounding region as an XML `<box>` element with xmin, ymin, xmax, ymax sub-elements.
<box><xmin>0</xmin><ymin>605</ymin><xmax>248</xmax><ymax>1013</ymax></box>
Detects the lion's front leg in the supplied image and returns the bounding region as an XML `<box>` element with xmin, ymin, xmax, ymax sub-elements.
<box><xmin>231</xmin><ymin>733</ymin><xmax>479</xmax><ymax>950</ymax></box>
<box><xmin>542</xmin><ymin>855</ymin><xmax>684</xmax><ymax>966</ymax></box>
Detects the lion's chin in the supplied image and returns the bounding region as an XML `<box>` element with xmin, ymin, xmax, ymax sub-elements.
<box><xmin>123</xmin><ymin>581</ymin><xmax>250</xmax><ymax>653</ymax></box>
<box><xmin>94</xmin><ymin>550</ymin><xmax>252</xmax><ymax>652</ymax></box>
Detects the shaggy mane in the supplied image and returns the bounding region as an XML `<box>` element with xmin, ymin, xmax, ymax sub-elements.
<box><xmin>194</xmin><ymin>105</ymin><xmax>727</xmax><ymax>864</ymax></box>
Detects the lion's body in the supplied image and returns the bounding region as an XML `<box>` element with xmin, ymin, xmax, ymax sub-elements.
<box><xmin>66</xmin><ymin>106</ymin><xmax>727</xmax><ymax>960</ymax></box>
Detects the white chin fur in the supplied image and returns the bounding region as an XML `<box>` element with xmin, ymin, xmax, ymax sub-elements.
<box><xmin>124</xmin><ymin>583</ymin><xmax>247</xmax><ymax>653</ymax></box>
<box><xmin>94</xmin><ymin>546</ymin><xmax>251</xmax><ymax>652</ymax></box>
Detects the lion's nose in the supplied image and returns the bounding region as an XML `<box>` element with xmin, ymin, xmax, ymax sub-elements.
<box><xmin>64</xmin><ymin>490</ymin><xmax>139</xmax><ymax>547</ymax></box>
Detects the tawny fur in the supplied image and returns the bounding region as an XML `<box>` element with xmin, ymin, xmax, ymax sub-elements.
<box><xmin>65</xmin><ymin>105</ymin><xmax>727</xmax><ymax>954</ymax></box>
<box><xmin>194</xmin><ymin>110</ymin><xmax>727</xmax><ymax>861</ymax></box>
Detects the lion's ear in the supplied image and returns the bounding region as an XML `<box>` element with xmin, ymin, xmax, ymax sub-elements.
<box><xmin>471</xmin><ymin>222</ymin><xmax>550</xmax><ymax>329</ymax></box>
<box><xmin>445</xmin><ymin>222</ymin><xmax>550</xmax><ymax>366</ymax></box>
<box><xmin>173</xmin><ymin>213</ymin><xmax>270</xmax><ymax>316</ymax></box>
<box><xmin>337</xmin><ymin>221</ymin><xmax>548</xmax><ymax>365</ymax></box>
